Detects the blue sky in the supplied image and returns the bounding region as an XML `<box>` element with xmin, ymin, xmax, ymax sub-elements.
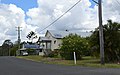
<box><xmin>1</xmin><ymin>0</ymin><xmax>38</xmax><ymax>12</ymax></box>
<box><xmin>89</xmin><ymin>0</ymin><xmax>96</xmax><ymax>8</ymax></box>
<box><xmin>1</xmin><ymin>0</ymin><xmax>95</xmax><ymax>12</ymax></box>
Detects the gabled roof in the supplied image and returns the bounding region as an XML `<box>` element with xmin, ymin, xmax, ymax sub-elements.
<box><xmin>46</xmin><ymin>30</ymin><xmax>70</xmax><ymax>39</ymax></box>
<box><xmin>46</xmin><ymin>30</ymin><xmax>92</xmax><ymax>39</ymax></box>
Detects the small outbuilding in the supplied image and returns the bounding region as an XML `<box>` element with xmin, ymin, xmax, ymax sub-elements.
<box><xmin>16</xmin><ymin>43</ymin><xmax>42</xmax><ymax>56</ymax></box>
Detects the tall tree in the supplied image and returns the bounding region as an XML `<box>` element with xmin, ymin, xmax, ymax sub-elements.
<box><xmin>89</xmin><ymin>20</ymin><xmax>120</xmax><ymax>62</ymax></box>
<box><xmin>2</xmin><ymin>39</ymin><xmax>13</xmax><ymax>56</ymax></box>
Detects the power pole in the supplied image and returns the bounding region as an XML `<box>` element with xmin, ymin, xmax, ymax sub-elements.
<box><xmin>92</xmin><ymin>0</ymin><xmax>104</xmax><ymax>65</ymax></box>
<box><xmin>16</xmin><ymin>26</ymin><xmax>22</xmax><ymax>49</ymax></box>
<box><xmin>98</xmin><ymin>0</ymin><xmax>105</xmax><ymax>65</ymax></box>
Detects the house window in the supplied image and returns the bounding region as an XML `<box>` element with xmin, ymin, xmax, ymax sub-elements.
<box><xmin>54</xmin><ymin>40</ymin><xmax>56</xmax><ymax>44</ymax></box>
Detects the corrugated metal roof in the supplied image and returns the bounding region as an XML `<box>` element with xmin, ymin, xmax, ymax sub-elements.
<box><xmin>24</xmin><ymin>44</ymin><xmax>40</xmax><ymax>49</ymax></box>
<box><xmin>48</xmin><ymin>30</ymin><xmax>69</xmax><ymax>38</ymax></box>
<box><xmin>48</xmin><ymin>30</ymin><xmax>92</xmax><ymax>39</ymax></box>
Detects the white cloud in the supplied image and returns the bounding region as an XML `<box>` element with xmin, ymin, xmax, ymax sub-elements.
<box><xmin>102</xmin><ymin>0</ymin><xmax>120</xmax><ymax>24</ymax></box>
<box><xmin>0</xmin><ymin>4</ymin><xmax>38</xmax><ymax>45</ymax></box>
<box><xmin>26</xmin><ymin>0</ymin><xmax>98</xmax><ymax>34</ymax></box>
<box><xmin>0</xmin><ymin>0</ymin><xmax>120</xmax><ymax>45</ymax></box>
<box><xmin>26</xmin><ymin>0</ymin><xmax>120</xmax><ymax>34</ymax></box>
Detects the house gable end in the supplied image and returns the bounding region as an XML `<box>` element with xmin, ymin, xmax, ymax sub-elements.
<box><xmin>45</xmin><ymin>30</ymin><xmax>59</xmax><ymax>39</ymax></box>
<box><xmin>45</xmin><ymin>30</ymin><xmax>52</xmax><ymax>38</ymax></box>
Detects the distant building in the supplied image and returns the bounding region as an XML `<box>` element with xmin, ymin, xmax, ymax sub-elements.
<box><xmin>17</xmin><ymin>43</ymin><xmax>42</xmax><ymax>56</ymax></box>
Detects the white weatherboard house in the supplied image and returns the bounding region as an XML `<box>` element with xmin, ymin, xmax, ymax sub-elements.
<box><xmin>39</xmin><ymin>30</ymin><xmax>91</xmax><ymax>55</ymax></box>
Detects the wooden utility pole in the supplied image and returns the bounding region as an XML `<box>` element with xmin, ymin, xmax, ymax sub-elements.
<box><xmin>98</xmin><ymin>0</ymin><xmax>105</xmax><ymax>65</ymax></box>
<box><xmin>92</xmin><ymin>0</ymin><xmax>105</xmax><ymax>65</ymax></box>
<box><xmin>16</xmin><ymin>26</ymin><xmax>22</xmax><ymax>49</ymax></box>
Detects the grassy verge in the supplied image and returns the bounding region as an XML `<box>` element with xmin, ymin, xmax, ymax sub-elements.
<box><xmin>17</xmin><ymin>55</ymin><xmax>44</xmax><ymax>62</ymax></box>
<box><xmin>17</xmin><ymin>56</ymin><xmax>120</xmax><ymax>68</ymax></box>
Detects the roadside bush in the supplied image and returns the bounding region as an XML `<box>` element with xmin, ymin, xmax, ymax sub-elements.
<box><xmin>60</xmin><ymin>34</ymin><xmax>89</xmax><ymax>60</ymax></box>
<box><xmin>60</xmin><ymin>50</ymin><xmax>82</xmax><ymax>60</ymax></box>
<box><xmin>26</xmin><ymin>49</ymin><xmax>35</xmax><ymax>55</ymax></box>
<box><xmin>47</xmin><ymin>50</ymin><xmax>59</xmax><ymax>57</ymax></box>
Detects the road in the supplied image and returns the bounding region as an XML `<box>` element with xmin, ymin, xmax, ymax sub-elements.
<box><xmin>0</xmin><ymin>56</ymin><xmax>120</xmax><ymax>75</ymax></box>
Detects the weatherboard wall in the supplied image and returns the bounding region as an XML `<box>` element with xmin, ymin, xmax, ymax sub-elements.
<box><xmin>45</xmin><ymin>30</ymin><xmax>62</xmax><ymax>51</ymax></box>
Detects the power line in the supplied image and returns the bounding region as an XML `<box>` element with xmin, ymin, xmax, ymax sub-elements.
<box><xmin>110</xmin><ymin>0</ymin><xmax>120</xmax><ymax>14</ymax></box>
<box><xmin>115</xmin><ymin>0</ymin><xmax>120</xmax><ymax>5</ymax></box>
<box><xmin>39</xmin><ymin>0</ymin><xmax>82</xmax><ymax>32</ymax></box>
<box><xmin>110</xmin><ymin>0</ymin><xmax>119</xmax><ymax>11</ymax></box>
<box><xmin>92</xmin><ymin>0</ymin><xmax>98</xmax><ymax>4</ymax></box>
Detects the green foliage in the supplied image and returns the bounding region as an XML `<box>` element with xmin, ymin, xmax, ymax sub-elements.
<box><xmin>26</xmin><ymin>48</ymin><xmax>35</xmax><ymax>55</ymax></box>
<box><xmin>60</xmin><ymin>34</ymin><xmax>89</xmax><ymax>60</ymax></box>
<box><xmin>82</xmin><ymin>37</ymin><xmax>91</xmax><ymax>56</ymax></box>
<box><xmin>89</xmin><ymin>20</ymin><xmax>120</xmax><ymax>62</ymax></box>
<box><xmin>47</xmin><ymin>50</ymin><xmax>59</xmax><ymax>57</ymax></box>
<box><xmin>104</xmin><ymin>20</ymin><xmax>120</xmax><ymax>62</ymax></box>
<box><xmin>0</xmin><ymin>39</ymin><xmax>13</xmax><ymax>56</ymax></box>
<box><xmin>10</xmin><ymin>42</ymin><xmax>26</xmax><ymax>56</ymax></box>
<box><xmin>89</xmin><ymin>29</ymin><xmax>100</xmax><ymax>58</ymax></box>
<box><xmin>10</xmin><ymin>44</ymin><xmax>18</xmax><ymax>56</ymax></box>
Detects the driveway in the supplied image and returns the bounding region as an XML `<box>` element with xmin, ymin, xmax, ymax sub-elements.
<box><xmin>0</xmin><ymin>56</ymin><xmax>120</xmax><ymax>75</ymax></box>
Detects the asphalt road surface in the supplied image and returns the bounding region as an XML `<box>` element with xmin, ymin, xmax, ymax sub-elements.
<box><xmin>0</xmin><ymin>56</ymin><xmax>120</xmax><ymax>75</ymax></box>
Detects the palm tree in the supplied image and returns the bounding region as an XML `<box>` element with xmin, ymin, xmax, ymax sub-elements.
<box><xmin>90</xmin><ymin>20</ymin><xmax>120</xmax><ymax>62</ymax></box>
<box><xmin>103</xmin><ymin>20</ymin><xmax>120</xmax><ymax>62</ymax></box>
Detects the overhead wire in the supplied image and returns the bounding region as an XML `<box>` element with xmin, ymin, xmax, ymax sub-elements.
<box><xmin>39</xmin><ymin>0</ymin><xmax>82</xmax><ymax>32</ymax></box>
<box><xmin>115</xmin><ymin>0</ymin><xmax>120</xmax><ymax>5</ymax></box>
<box><xmin>111</xmin><ymin>0</ymin><xmax>119</xmax><ymax>10</ymax></box>
<box><xmin>112</xmin><ymin>0</ymin><xmax>120</xmax><ymax>14</ymax></box>
<box><xmin>103</xmin><ymin>0</ymin><xmax>120</xmax><ymax>15</ymax></box>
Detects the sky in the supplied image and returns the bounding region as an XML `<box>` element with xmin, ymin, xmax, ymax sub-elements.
<box><xmin>0</xmin><ymin>0</ymin><xmax>120</xmax><ymax>45</ymax></box>
<box><xmin>1</xmin><ymin>0</ymin><xmax>38</xmax><ymax>12</ymax></box>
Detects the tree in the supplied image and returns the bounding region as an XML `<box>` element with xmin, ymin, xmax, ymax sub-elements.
<box><xmin>10</xmin><ymin>44</ymin><xmax>18</xmax><ymax>56</ymax></box>
<box><xmin>60</xmin><ymin>34</ymin><xmax>89</xmax><ymax>60</ymax></box>
<box><xmin>10</xmin><ymin>41</ymin><xmax>27</xmax><ymax>56</ymax></box>
<box><xmin>0</xmin><ymin>46</ymin><xmax>2</xmax><ymax>56</ymax></box>
<box><xmin>89</xmin><ymin>20</ymin><xmax>120</xmax><ymax>62</ymax></box>
<box><xmin>26</xmin><ymin>31</ymin><xmax>37</xmax><ymax>43</ymax></box>
<box><xmin>89</xmin><ymin>29</ymin><xmax>100</xmax><ymax>58</ymax></box>
<box><xmin>2</xmin><ymin>39</ymin><xmax>13</xmax><ymax>56</ymax></box>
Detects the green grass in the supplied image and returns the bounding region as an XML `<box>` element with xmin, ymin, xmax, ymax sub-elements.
<box><xmin>17</xmin><ymin>55</ymin><xmax>44</xmax><ymax>62</ymax></box>
<box><xmin>17</xmin><ymin>56</ymin><xmax>120</xmax><ymax>68</ymax></box>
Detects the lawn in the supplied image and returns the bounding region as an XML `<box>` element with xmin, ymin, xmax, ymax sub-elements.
<box><xmin>17</xmin><ymin>55</ymin><xmax>120</xmax><ymax>68</ymax></box>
